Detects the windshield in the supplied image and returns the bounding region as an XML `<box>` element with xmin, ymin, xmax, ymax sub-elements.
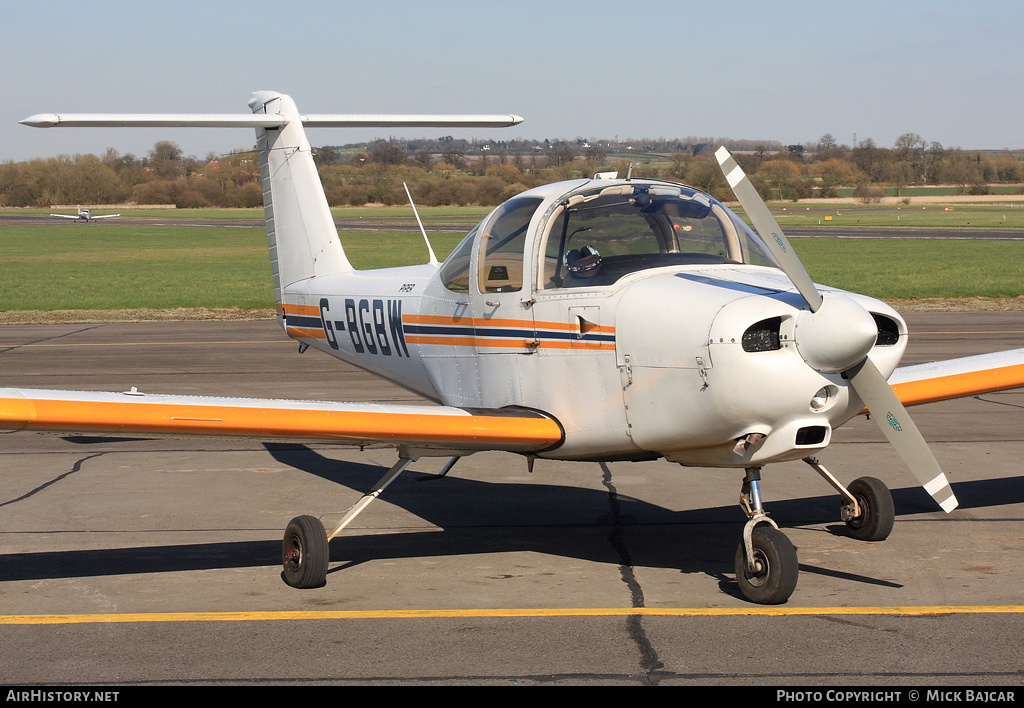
<box><xmin>539</xmin><ymin>184</ymin><xmax>778</xmax><ymax>289</ymax></box>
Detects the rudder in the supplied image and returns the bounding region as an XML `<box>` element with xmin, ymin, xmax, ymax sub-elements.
<box><xmin>250</xmin><ymin>92</ymin><xmax>354</xmax><ymax>320</ymax></box>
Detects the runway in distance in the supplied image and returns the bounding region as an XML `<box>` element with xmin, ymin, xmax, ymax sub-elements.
<box><xmin>8</xmin><ymin>91</ymin><xmax>1024</xmax><ymax>604</ymax></box>
<box><xmin>49</xmin><ymin>205</ymin><xmax>121</xmax><ymax>221</ymax></box>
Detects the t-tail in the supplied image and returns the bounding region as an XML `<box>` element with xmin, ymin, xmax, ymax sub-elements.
<box><xmin>21</xmin><ymin>91</ymin><xmax>524</xmax><ymax>327</ymax></box>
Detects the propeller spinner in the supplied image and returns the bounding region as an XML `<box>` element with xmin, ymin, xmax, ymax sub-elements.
<box><xmin>715</xmin><ymin>147</ymin><xmax>958</xmax><ymax>513</ymax></box>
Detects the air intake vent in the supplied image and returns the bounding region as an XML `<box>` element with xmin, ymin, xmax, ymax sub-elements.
<box><xmin>872</xmin><ymin>314</ymin><xmax>900</xmax><ymax>347</ymax></box>
<box><xmin>796</xmin><ymin>426</ymin><xmax>828</xmax><ymax>446</ymax></box>
<box><xmin>742</xmin><ymin>317</ymin><xmax>782</xmax><ymax>352</ymax></box>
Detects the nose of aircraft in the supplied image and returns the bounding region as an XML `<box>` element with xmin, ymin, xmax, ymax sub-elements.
<box><xmin>794</xmin><ymin>294</ymin><xmax>878</xmax><ymax>374</ymax></box>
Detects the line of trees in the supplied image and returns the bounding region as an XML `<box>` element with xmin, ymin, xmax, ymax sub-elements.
<box><xmin>1</xmin><ymin>133</ymin><xmax>1022</xmax><ymax>209</ymax></box>
<box><xmin>0</xmin><ymin>141</ymin><xmax>262</xmax><ymax>209</ymax></box>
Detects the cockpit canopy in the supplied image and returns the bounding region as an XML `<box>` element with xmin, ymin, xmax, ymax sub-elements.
<box><xmin>439</xmin><ymin>180</ymin><xmax>779</xmax><ymax>294</ymax></box>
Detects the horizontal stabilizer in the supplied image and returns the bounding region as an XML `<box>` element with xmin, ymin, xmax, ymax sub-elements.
<box><xmin>301</xmin><ymin>114</ymin><xmax>524</xmax><ymax>128</ymax></box>
<box><xmin>22</xmin><ymin>113</ymin><xmax>524</xmax><ymax>129</ymax></box>
<box><xmin>21</xmin><ymin>114</ymin><xmax>288</xmax><ymax>128</ymax></box>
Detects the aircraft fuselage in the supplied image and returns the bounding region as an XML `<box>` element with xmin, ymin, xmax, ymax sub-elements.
<box><xmin>276</xmin><ymin>179</ymin><xmax>907</xmax><ymax>467</ymax></box>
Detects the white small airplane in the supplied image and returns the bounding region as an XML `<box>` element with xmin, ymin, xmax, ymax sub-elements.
<box><xmin>50</xmin><ymin>205</ymin><xmax>121</xmax><ymax>221</ymax></box>
<box><xmin>10</xmin><ymin>92</ymin><xmax>1024</xmax><ymax>604</ymax></box>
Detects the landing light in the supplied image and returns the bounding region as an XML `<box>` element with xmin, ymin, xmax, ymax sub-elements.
<box><xmin>810</xmin><ymin>385</ymin><xmax>837</xmax><ymax>412</ymax></box>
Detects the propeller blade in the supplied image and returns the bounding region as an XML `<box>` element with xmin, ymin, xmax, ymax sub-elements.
<box><xmin>845</xmin><ymin>356</ymin><xmax>959</xmax><ymax>513</ymax></box>
<box><xmin>713</xmin><ymin>147</ymin><xmax>955</xmax><ymax>513</ymax></box>
<box><xmin>715</xmin><ymin>147</ymin><xmax>823</xmax><ymax>313</ymax></box>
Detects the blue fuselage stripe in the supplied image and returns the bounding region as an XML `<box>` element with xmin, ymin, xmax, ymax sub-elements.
<box><xmin>403</xmin><ymin>324</ymin><xmax>615</xmax><ymax>343</ymax></box>
<box><xmin>284</xmin><ymin>314</ymin><xmax>324</xmax><ymax>329</ymax></box>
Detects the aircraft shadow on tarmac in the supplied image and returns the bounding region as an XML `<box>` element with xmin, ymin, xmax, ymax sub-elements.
<box><xmin>2</xmin><ymin>442</ymin><xmax>1022</xmax><ymax>597</ymax></box>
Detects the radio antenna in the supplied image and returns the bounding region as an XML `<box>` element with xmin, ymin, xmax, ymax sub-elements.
<box><xmin>404</xmin><ymin>182</ymin><xmax>438</xmax><ymax>266</ymax></box>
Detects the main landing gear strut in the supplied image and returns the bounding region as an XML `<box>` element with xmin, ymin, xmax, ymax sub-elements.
<box><xmin>734</xmin><ymin>458</ymin><xmax>895</xmax><ymax>605</ymax></box>
<box><xmin>281</xmin><ymin>455</ymin><xmax>460</xmax><ymax>589</ymax></box>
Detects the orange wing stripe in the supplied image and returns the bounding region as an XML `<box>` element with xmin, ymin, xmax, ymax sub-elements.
<box><xmin>0</xmin><ymin>396</ymin><xmax>562</xmax><ymax>449</ymax></box>
<box><xmin>892</xmin><ymin>363</ymin><xmax>1024</xmax><ymax>407</ymax></box>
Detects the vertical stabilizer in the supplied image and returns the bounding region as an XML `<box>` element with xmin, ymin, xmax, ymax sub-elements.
<box><xmin>250</xmin><ymin>92</ymin><xmax>353</xmax><ymax>312</ymax></box>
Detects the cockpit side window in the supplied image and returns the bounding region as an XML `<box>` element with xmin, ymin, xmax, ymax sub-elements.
<box><xmin>478</xmin><ymin>196</ymin><xmax>543</xmax><ymax>293</ymax></box>
<box><xmin>439</xmin><ymin>225</ymin><xmax>478</xmax><ymax>293</ymax></box>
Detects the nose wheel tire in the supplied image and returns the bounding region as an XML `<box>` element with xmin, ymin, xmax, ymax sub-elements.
<box><xmin>843</xmin><ymin>476</ymin><xmax>894</xmax><ymax>542</ymax></box>
<box><xmin>735</xmin><ymin>525</ymin><xmax>798</xmax><ymax>605</ymax></box>
<box><xmin>282</xmin><ymin>515</ymin><xmax>329</xmax><ymax>589</ymax></box>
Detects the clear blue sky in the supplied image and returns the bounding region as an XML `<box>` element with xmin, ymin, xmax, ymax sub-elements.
<box><xmin>4</xmin><ymin>0</ymin><xmax>1023</xmax><ymax>162</ymax></box>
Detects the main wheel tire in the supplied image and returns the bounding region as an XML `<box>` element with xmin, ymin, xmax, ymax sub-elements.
<box><xmin>844</xmin><ymin>476</ymin><xmax>894</xmax><ymax>542</ymax></box>
<box><xmin>734</xmin><ymin>526</ymin><xmax>798</xmax><ymax>605</ymax></box>
<box><xmin>282</xmin><ymin>515</ymin><xmax>329</xmax><ymax>589</ymax></box>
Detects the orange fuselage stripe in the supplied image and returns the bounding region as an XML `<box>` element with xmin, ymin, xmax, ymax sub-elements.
<box><xmin>406</xmin><ymin>336</ymin><xmax>614</xmax><ymax>350</ymax></box>
<box><xmin>403</xmin><ymin>314</ymin><xmax>616</xmax><ymax>334</ymax></box>
<box><xmin>281</xmin><ymin>304</ymin><xmax>322</xmax><ymax>316</ymax></box>
<box><xmin>285</xmin><ymin>327</ymin><xmax>327</xmax><ymax>339</ymax></box>
<box><xmin>285</xmin><ymin>310</ymin><xmax>617</xmax><ymax>333</ymax></box>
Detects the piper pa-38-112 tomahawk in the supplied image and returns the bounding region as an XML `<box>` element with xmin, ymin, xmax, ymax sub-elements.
<box><xmin>10</xmin><ymin>91</ymin><xmax>1024</xmax><ymax>604</ymax></box>
<box><xmin>50</xmin><ymin>205</ymin><xmax>121</xmax><ymax>221</ymax></box>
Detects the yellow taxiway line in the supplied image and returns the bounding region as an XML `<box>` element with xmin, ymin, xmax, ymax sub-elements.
<box><xmin>2</xmin><ymin>606</ymin><xmax>1023</xmax><ymax>625</ymax></box>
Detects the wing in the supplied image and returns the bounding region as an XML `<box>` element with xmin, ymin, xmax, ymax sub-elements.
<box><xmin>890</xmin><ymin>348</ymin><xmax>1024</xmax><ymax>406</ymax></box>
<box><xmin>0</xmin><ymin>388</ymin><xmax>563</xmax><ymax>456</ymax></box>
<box><xmin>86</xmin><ymin>214</ymin><xmax>120</xmax><ymax>219</ymax></box>
<box><xmin>49</xmin><ymin>214</ymin><xmax>81</xmax><ymax>219</ymax></box>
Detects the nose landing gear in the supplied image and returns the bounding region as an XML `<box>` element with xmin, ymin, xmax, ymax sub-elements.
<box><xmin>735</xmin><ymin>466</ymin><xmax>799</xmax><ymax>604</ymax></box>
<box><xmin>733</xmin><ymin>459</ymin><xmax>898</xmax><ymax>605</ymax></box>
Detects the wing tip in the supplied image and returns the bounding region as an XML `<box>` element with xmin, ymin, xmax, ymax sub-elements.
<box><xmin>21</xmin><ymin>113</ymin><xmax>59</xmax><ymax>128</ymax></box>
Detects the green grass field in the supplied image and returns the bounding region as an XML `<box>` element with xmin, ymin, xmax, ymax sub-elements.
<box><xmin>0</xmin><ymin>225</ymin><xmax>474</xmax><ymax>311</ymax></box>
<box><xmin>795</xmin><ymin>238</ymin><xmax>1024</xmax><ymax>299</ymax></box>
<box><xmin>1</xmin><ymin>212</ymin><xmax>1022</xmax><ymax>314</ymax></box>
<box><xmin>0</xmin><ymin>226</ymin><xmax>272</xmax><ymax>310</ymax></box>
<box><xmin>14</xmin><ymin>205</ymin><xmax>495</xmax><ymax>220</ymax></box>
<box><xmin>12</xmin><ymin>196</ymin><xmax>1024</xmax><ymax>226</ymax></box>
<box><xmin>768</xmin><ymin>204</ymin><xmax>1024</xmax><ymax>229</ymax></box>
